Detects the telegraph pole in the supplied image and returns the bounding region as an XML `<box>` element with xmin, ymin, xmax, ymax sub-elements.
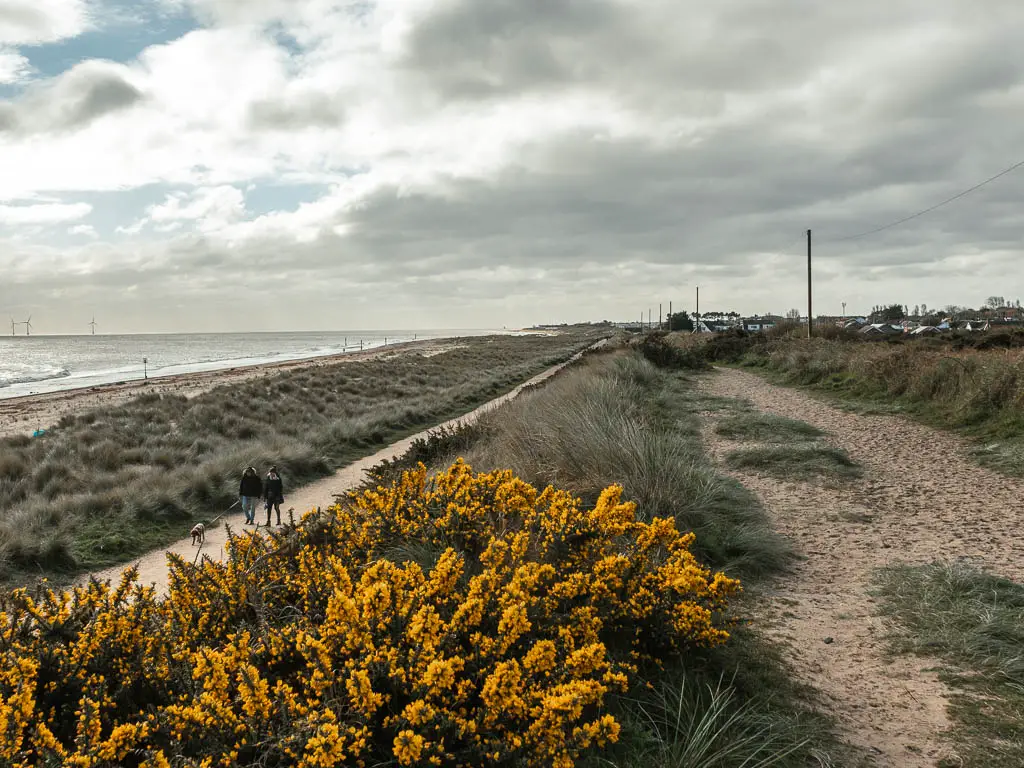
<box><xmin>659</xmin><ymin>303</ymin><xmax>662</xmax><ymax>330</ymax></box>
<box><xmin>806</xmin><ymin>229</ymin><xmax>813</xmax><ymax>339</ymax></box>
<box><xmin>669</xmin><ymin>300</ymin><xmax>673</xmax><ymax>329</ymax></box>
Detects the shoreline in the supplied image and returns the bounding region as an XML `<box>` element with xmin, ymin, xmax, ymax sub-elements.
<box><xmin>0</xmin><ymin>337</ymin><xmax>453</xmax><ymax>439</ymax></box>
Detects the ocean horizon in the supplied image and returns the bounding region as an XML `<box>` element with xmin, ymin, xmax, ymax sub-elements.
<box><xmin>0</xmin><ymin>329</ymin><xmax>511</xmax><ymax>399</ymax></box>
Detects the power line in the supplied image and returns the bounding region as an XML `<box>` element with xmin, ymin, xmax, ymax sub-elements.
<box><xmin>826</xmin><ymin>157</ymin><xmax>1024</xmax><ymax>243</ymax></box>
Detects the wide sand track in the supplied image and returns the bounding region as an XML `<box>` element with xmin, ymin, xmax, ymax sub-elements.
<box><xmin>699</xmin><ymin>367</ymin><xmax>1024</xmax><ymax>767</ymax></box>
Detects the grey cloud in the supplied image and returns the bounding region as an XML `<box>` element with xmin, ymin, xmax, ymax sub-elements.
<box><xmin>0</xmin><ymin>60</ymin><xmax>143</xmax><ymax>135</ymax></box>
<box><xmin>323</xmin><ymin>115</ymin><xmax>1024</xmax><ymax>290</ymax></box>
<box><xmin>399</xmin><ymin>0</ymin><xmax>1024</xmax><ymax>129</ymax></box>
<box><xmin>247</xmin><ymin>92</ymin><xmax>345</xmax><ymax>130</ymax></box>
<box><xmin>402</xmin><ymin>0</ymin><xmax>619</xmax><ymax>99</ymax></box>
<box><xmin>398</xmin><ymin>0</ymin><xmax>832</xmax><ymax>102</ymax></box>
<box><xmin>0</xmin><ymin>3</ymin><xmax>56</xmax><ymax>44</ymax></box>
<box><xmin>0</xmin><ymin>102</ymin><xmax>14</xmax><ymax>130</ymax></box>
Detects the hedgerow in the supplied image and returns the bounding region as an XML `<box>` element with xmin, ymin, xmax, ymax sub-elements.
<box><xmin>0</xmin><ymin>460</ymin><xmax>738</xmax><ymax>768</ymax></box>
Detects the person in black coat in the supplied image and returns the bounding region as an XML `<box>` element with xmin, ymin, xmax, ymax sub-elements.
<box><xmin>263</xmin><ymin>466</ymin><xmax>284</xmax><ymax>526</ymax></box>
<box><xmin>239</xmin><ymin>466</ymin><xmax>262</xmax><ymax>525</ymax></box>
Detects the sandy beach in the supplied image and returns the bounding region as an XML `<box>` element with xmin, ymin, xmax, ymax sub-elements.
<box><xmin>0</xmin><ymin>338</ymin><xmax>454</xmax><ymax>439</ymax></box>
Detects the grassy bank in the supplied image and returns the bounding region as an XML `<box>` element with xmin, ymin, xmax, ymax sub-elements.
<box><xmin>0</xmin><ymin>332</ymin><xmax>602</xmax><ymax>583</ymax></box>
<box><xmin>875</xmin><ymin>562</ymin><xmax>1024</xmax><ymax>767</ymax></box>
<box><xmin>638</xmin><ymin>329</ymin><xmax>1024</xmax><ymax>478</ymax></box>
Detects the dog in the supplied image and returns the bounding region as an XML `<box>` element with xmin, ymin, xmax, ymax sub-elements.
<box><xmin>190</xmin><ymin>523</ymin><xmax>205</xmax><ymax>546</ymax></box>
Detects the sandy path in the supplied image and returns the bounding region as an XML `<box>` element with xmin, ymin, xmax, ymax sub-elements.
<box><xmin>84</xmin><ymin>342</ymin><xmax>602</xmax><ymax>596</ymax></box>
<box><xmin>699</xmin><ymin>367</ymin><xmax>1024</xmax><ymax>767</ymax></box>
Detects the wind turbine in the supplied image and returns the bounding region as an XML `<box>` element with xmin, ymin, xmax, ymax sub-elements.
<box><xmin>23</xmin><ymin>316</ymin><xmax>32</xmax><ymax>336</ymax></box>
<box><xmin>89</xmin><ymin>317</ymin><xmax>97</xmax><ymax>335</ymax></box>
<box><xmin>9</xmin><ymin>318</ymin><xmax>14</xmax><ymax>336</ymax></box>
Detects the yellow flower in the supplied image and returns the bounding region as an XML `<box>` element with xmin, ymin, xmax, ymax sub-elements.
<box><xmin>393</xmin><ymin>730</ymin><xmax>425</xmax><ymax>766</ymax></box>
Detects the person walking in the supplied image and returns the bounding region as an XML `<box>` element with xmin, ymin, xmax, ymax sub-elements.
<box><xmin>239</xmin><ymin>466</ymin><xmax>262</xmax><ymax>525</ymax></box>
<box><xmin>262</xmin><ymin>466</ymin><xmax>284</xmax><ymax>527</ymax></box>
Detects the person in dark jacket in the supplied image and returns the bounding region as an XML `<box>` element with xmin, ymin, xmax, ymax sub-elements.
<box><xmin>263</xmin><ymin>466</ymin><xmax>284</xmax><ymax>526</ymax></box>
<box><xmin>239</xmin><ymin>466</ymin><xmax>262</xmax><ymax>525</ymax></box>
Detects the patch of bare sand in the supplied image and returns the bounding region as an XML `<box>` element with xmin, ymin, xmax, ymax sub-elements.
<box><xmin>83</xmin><ymin>342</ymin><xmax>603</xmax><ymax>597</ymax></box>
<box><xmin>0</xmin><ymin>339</ymin><xmax>453</xmax><ymax>439</ymax></box>
<box><xmin>700</xmin><ymin>367</ymin><xmax>1024</xmax><ymax>767</ymax></box>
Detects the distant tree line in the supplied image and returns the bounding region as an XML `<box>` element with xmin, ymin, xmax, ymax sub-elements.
<box><xmin>666</xmin><ymin>311</ymin><xmax>694</xmax><ymax>332</ymax></box>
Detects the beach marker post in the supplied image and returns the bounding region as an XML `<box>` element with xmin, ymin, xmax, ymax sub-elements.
<box><xmin>143</xmin><ymin>357</ymin><xmax>148</xmax><ymax>380</ymax></box>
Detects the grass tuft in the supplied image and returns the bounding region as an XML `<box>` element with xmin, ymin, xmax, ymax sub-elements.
<box><xmin>714</xmin><ymin>413</ymin><xmax>824</xmax><ymax>443</ymax></box>
<box><xmin>874</xmin><ymin>561</ymin><xmax>1024</xmax><ymax>767</ymax></box>
<box><xmin>584</xmin><ymin>623</ymin><xmax>861</xmax><ymax>768</ymax></box>
<box><xmin>724</xmin><ymin>445</ymin><xmax>861</xmax><ymax>481</ymax></box>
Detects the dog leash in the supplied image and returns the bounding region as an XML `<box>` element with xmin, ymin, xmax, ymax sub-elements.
<box><xmin>208</xmin><ymin>499</ymin><xmax>240</xmax><ymax>527</ymax></box>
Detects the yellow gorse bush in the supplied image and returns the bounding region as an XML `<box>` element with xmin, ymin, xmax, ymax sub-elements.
<box><xmin>0</xmin><ymin>460</ymin><xmax>739</xmax><ymax>767</ymax></box>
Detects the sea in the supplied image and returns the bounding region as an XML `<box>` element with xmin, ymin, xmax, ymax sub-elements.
<box><xmin>0</xmin><ymin>329</ymin><xmax>507</xmax><ymax>400</ymax></box>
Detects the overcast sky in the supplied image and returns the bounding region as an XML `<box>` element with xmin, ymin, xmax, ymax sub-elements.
<box><xmin>0</xmin><ymin>0</ymin><xmax>1022</xmax><ymax>333</ymax></box>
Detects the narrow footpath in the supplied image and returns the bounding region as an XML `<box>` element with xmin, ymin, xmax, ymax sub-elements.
<box><xmin>84</xmin><ymin>343</ymin><xmax>603</xmax><ymax>596</ymax></box>
<box><xmin>698</xmin><ymin>367</ymin><xmax>1024</xmax><ymax>767</ymax></box>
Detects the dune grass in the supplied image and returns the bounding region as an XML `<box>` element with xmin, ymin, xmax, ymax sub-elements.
<box><xmin>714</xmin><ymin>413</ymin><xmax>824</xmax><ymax>443</ymax></box>
<box><xmin>464</xmin><ymin>353</ymin><xmax>793</xmax><ymax>580</ymax></box>
<box><xmin>591</xmin><ymin>624</ymin><xmax>858</xmax><ymax>768</ymax></box>
<box><xmin>724</xmin><ymin>445</ymin><xmax>861</xmax><ymax>482</ymax></box>
<box><xmin>0</xmin><ymin>331</ymin><xmax>602</xmax><ymax>584</ymax></box>
<box><xmin>874</xmin><ymin>562</ymin><xmax>1024</xmax><ymax>767</ymax></box>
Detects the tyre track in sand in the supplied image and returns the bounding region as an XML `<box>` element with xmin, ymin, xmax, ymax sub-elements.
<box><xmin>698</xmin><ymin>367</ymin><xmax>1024</xmax><ymax>767</ymax></box>
<box><xmin>83</xmin><ymin>341</ymin><xmax>606</xmax><ymax>597</ymax></box>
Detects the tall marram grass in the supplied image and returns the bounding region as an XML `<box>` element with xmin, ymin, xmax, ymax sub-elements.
<box><xmin>465</xmin><ymin>353</ymin><xmax>792</xmax><ymax>579</ymax></box>
<box><xmin>0</xmin><ymin>332</ymin><xmax>602</xmax><ymax>583</ymax></box>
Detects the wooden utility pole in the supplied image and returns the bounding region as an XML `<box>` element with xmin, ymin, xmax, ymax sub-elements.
<box><xmin>659</xmin><ymin>303</ymin><xmax>662</xmax><ymax>330</ymax></box>
<box><xmin>647</xmin><ymin>308</ymin><xmax>651</xmax><ymax>330</ymax></box>
<box><xmin>695</xmin><ymin>286</ymin><xmax>700</xmax><ymax>332</ymax></box>
<box><xmin>807</xmin><ymin>229</ymin><xmax>813</xmax><ymax>339</ymax></box>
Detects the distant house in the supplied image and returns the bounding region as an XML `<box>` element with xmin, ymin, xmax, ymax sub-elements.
<box><xmin>910</xmin><ymin>325</ymin><xmax>942</xmax><ymax>337</ymax></box>
<box><xmin>742</xmin><ymin>315</ymin><xmax>778</xmax><ymax>332</ymax></box>
<box><xmin>860</xmin><ymin>323</ymin><xmax>902</xmax><ymax>338</ymax></box>
<box><xmin>843</xmin><ymin>318</ymin><xmax>868</xmax><ymax>330</ymax></box>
